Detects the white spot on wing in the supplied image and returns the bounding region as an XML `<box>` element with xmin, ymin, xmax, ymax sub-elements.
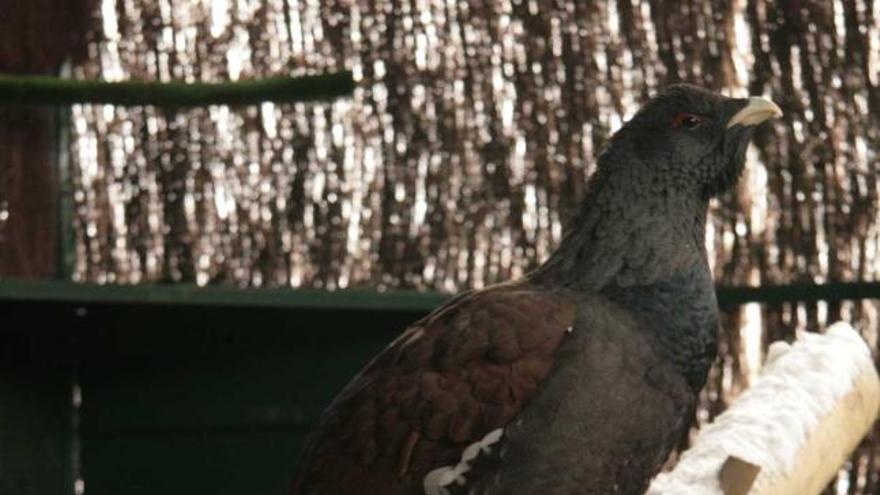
<box><xmin>423</xmin><ymin>466</ymin><xmax>462</xmax><ymax>495</ymax></box>
<box><xmin>422</xmin><ymin>428</ymin><xmax>505</xmax><ymax>495</ymax></box>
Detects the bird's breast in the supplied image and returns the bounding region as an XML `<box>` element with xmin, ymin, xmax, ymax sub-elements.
<box><xmin>600</xmin><ymin>263</ymin><xmax>720</xmax><ymax>391</ymax></box>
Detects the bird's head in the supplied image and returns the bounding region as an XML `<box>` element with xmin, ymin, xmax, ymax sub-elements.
<box><xmin>533</xmin><ymin>84</ymin><xmax>782</xmax><ymax>289</ymax></box>
<box><xmin>602</xmin><ymin>84</ymin><xmax>782</xmax><ymax>199</ymax></box>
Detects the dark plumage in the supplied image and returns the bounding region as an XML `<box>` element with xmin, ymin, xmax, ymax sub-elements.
<box><xmin>291</xmin><ymin>84</ymin><xmax>781</xmax><ymax>495</ymax></box>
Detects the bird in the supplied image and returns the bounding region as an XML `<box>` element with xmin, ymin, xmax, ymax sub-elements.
<box><xmin>290</xmin><ymin>84</ymin><xmax>782</xmax><ymax>495</ymax></box>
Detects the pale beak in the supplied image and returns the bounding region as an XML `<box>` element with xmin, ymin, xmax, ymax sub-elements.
<box><xmin>726</xmin><ymin>97</ymin><xmax>783</xmax><ymax>128</ymax></box>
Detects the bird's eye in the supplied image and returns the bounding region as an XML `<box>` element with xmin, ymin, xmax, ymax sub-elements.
<box><xmin>671</xmin><ymin>112</ymin><xmax>703</xmax><ymax>130</ymax></box>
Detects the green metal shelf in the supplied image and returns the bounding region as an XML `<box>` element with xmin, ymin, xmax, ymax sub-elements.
<box><xmin>0</xmin><ymin>71</ymin><xmax>354</xmax><ymax>107</ymax></box>
<box><xmin>1</xmin><ymin>278</ymin><xmax>878</xmax><ymax>312</ymax></box>
<box><xmin>0</xmin><ymin>278</ymin><xmax>446</xmax><ymax>312</ymax></box>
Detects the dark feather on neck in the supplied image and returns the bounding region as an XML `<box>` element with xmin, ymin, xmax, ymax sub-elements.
<box><xmin>529</xmin><ymin>141</ymin><xmax>710</xmax><ymax>292</ymax></box>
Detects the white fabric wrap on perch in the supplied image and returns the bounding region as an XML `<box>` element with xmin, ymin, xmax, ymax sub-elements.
<box><xmin>648</xmin><ymin>322</ymin><xmax>880</xmax><ymax>495</ymax></box>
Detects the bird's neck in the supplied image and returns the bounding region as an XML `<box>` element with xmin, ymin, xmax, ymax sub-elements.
<box><xmin>527</xmin><ymin>160</ymin><xmax>719</xmax><ymax>390</ymax></box>
<box><xmin>529</xmin><ymin>157</ymin><xmax>710</xmax><ymax>291</ymax></box>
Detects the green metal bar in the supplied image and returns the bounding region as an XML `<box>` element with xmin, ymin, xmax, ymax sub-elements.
<box><xmin>0</xmin><ymin>71</ymin><xmax>354</xmax><ymax>107</ymax></box>
<box><xmin>0</xmin><ymin>278</ymin><xmax>447</xmax><ymax>312</ymax></box>
<box><xmin>0</xmin><ymin>278</ymin><xmax>878</xmax><ymax>312</ymax></box>
<box><xmin>54</xmin><ymin>61</ymin><xmax>76</xmax><ymax>279</ymax></box>
<box><xmin>716</xmin><ymin>282</ymin><xmax>880</xmax><ymax>309</ymax></box>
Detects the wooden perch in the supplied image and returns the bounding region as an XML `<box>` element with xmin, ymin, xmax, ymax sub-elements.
<box><xmin>648</xmin><ymin>322</ymin><xmax>880</xmax><ymax>495</ymax></box>
<box><xmin>0</xmin><ymin>70</ymin><xmax>354</xmax><ymax>107</ymax></box>
<box><xmin>719</xmin><ymin>457</ymin><xmax>761</xmax><ymax>495</ymax></box>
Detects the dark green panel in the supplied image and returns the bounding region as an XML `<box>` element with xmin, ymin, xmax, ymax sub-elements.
<box><xmin>0</xmin><ymin>298</ymin><xmax>428</xmax><ymax>495</ymax></box>
<box><xmin>0</xmin><ymin>303</ymin><xmax>75</xmax><ymax>494</ymax></box>
<box><xmin>76</xmin><ymin>304</ymin><xmax>409</xmax><ymax>431</ymax></box>
<box><xmin>82</xmin><ymin>431</ymin><xmax>309</xmax><ymax>495</ymax></box>
<box><xmin>72</xmin><ymin>303</ymin><xmax>423</xmax><ymax>495</ymax></box>
<box><xmin>0</xmin><ymin>373</ymin><xmax>73</xmax><ymax>495</ymax></box>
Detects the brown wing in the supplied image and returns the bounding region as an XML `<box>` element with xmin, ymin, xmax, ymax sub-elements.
<box><xmin>291</xmin><ymin>283</ymin><xmax>577</xmax><ymax>494</ymax></box>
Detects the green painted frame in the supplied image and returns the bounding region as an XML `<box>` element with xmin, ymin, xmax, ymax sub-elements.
<box><xmin>1</xmin><ymin>278</ymin><xmax>878</xmax><ymax>311</ymax></box>
<box><xmin>0</xmin><ymin>71</ymin><xmax>354</xmax><ymax>107</ymax></box>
